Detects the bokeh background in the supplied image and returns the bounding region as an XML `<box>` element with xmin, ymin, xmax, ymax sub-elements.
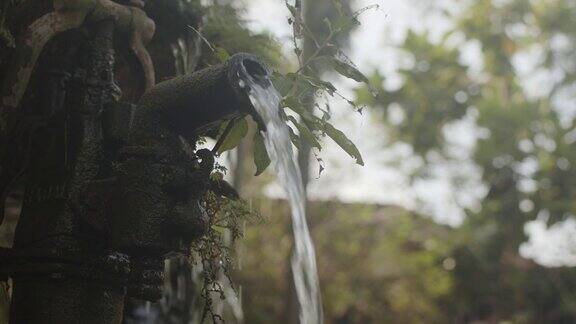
<box><xmin>235</xmin><ymin>0</ymin><xmax>576</xmax><ymax>322</ymax></box>
<box><xmin>2</xmin><ymin>0</ymin><xmax>576</xmax><ymax>323</ymax></box>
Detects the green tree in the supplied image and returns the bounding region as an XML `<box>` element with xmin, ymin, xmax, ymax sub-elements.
<box><xmin>357</xmin><ymin>0</ymin><xmax>576</xmax><ymax>321</ymax></box>
<box><xmin>237</xmin><ymin>200</ymin><xmax>456</xmax><ymax>323</ymax></box>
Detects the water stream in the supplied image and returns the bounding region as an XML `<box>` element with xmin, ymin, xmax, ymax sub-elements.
<box><xmin>243</xmin><ymin>71</ymin><xmax>323</xmax><ymax>324</ymax></box>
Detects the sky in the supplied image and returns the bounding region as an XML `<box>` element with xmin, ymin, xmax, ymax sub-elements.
<box><xmin>241</xmin><ymin>0</ymin><xmax>576</xmax><ymax>266</ymax></box>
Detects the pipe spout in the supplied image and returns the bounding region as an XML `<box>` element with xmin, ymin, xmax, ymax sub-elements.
<box><xmin>109</xmin><ymin>53</ymin><xmax>272</xmax><ymax>300</ymax></box>
<box><xmin>130</xmin><ymin>53</ymin><xmax>270</xmax><ymax>143</ymax></box>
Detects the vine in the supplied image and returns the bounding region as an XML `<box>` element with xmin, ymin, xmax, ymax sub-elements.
<box><xmin>191</xmin><ymin>185</ymin><xmax>260</xmax><ymax>323</ymax></box>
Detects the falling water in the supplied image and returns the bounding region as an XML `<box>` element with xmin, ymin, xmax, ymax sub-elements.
<box><xmin>242</xmin><ymin>70</ymin><xmax>323</xmax><ymax>324</ymax></box>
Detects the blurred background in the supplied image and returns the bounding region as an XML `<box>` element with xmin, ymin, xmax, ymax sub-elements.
<box><xmin>2</xmin><ymin>0</ymin><xmax>576</xmax><ymax>323</ymax></box>
<box><xmin>233</xmin><ymin>0</ymin><xmax>576</xmax><ymax>322</ymax></box>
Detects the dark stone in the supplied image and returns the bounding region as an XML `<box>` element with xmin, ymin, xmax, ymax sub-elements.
<box><xmin>0</xmin><ymin>2</ymin><xmax>273</xmax><ymax>322</ymax></box>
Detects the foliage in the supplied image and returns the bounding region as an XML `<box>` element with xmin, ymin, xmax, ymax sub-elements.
<box><xmin>356</xmin><ymin>31</ymin><xmax>475</xmax><ymax>155</ymax></box>
<box><xmin>270</xmin><ymin>1</ymin><xmax>375</xmax><ymax>167</ymax></box>
<box><xmin>174</xmin><ymin>3</ymin><xmax>375</xmax><ymax>319</ymax></box>
<box><xmin>207</xmin><ymin>1</ymin><xmax>375</xmax><ymax>174</ymax></box>
<box><xmin>173</xmin><ymin>0</ymin><xmax>576</xmax><ymax>321</ymax></box>
<box><xmin>199</xmin><ymin>3</ymin><xmax>283</xmax><ymax>67</ymax></box>
<box><xmin>0</xmin><ymin>0</ymin><xmax>21</xmax><ymax>64</ymax></box>
<box><xmin>215</xmin><ymin>118</ymin><xmax>249</xmax><ymax>155</ymax></box>
<box><xmin>252</xmin><ymin>130</ymin><xmax>270</xmax><ymax>176</ymax></box>
<box><xmin>356</xmin><ymin>0</ymin><xmax>576</xmax><ymax>321</ymax></box>
<box><xmin>238</xmin><ymin>200</ymin><xmax>455</xmax><ymax>323</ymax></box>
<box><xmin>192</xmin><ymin>188</ymin><xmax>260</xmax><ymax>323</ymax></box>
<box><xmin>0</xmin><ymin>1</ymin><xmax>16</xmax><ymax>49</ymax></box>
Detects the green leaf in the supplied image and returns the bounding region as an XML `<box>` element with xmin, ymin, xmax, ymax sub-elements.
<box><xmin>253</xmin><ymin>131</ymin><xmax>271</xmax><ymax>176</ymax></box>
<box><xmin>215</xmin><ymin>47</ymin><xmax>230</xmax><ymax>62</ymax></box>
<box><xmin>285</xmin><ymin>1</ymin><xmax>303</xmax><ymax>39</ymax></box>
<box><xmin>302</xmin><ymin>74</ymin><xmax>337</xmax><ymax>96</ymax></box>
<box><xmin>217</xmin><ymin>118</ymin><xmax>248</xmax><ymax>154</ymax></box>
<box><xmin>272</xmin><ymin>72</ymin><xmax>298</xmax><ymax>96</ymax></box>
<box><xmin>284</xmin><ymin>107</ymin><xmax>362</xmax><ymax>165</ymax></box>
<box><xmin>286</xmin><ymin>3</ymin><xmax>297</xmax><ymax>17</ymax></box>
<box><xmin>287</xmin><ymin>116</ymin><xmax>321</xmax><ymax>149</ymax></box>
<box><xmin>283</xmin><ymin>96</ymin><xmax>305</xmax><ymax>114</ymax></box>
<box><xmin>0</xmin><ymin>27</ymin><xmax>15</xmax><ymax>48</ymax></box>
<box><xmin>299</xmin><ymin>111</ymin><xmax>324</xmax><ymax>130</ymax></box>
<box><xmin>287</xmin><ymin>125</ymin><xmax>302</xmax><ymax>149</ymax></box>
<box><xmin>323</xmin><ymin>18</ymin><xmax>333</xmax><ymax>33</ymax></box>
<box><xmin>324</xmin><ymin>122</ymin><xmax>364</xmax><ymax>165</ymax></box>
<box><xmin>329</xmin><ymin>57</ymin><xmax>370</xmax><ymax>84</ymax></box>
<box><xmin>332</xmin><ymin>14</ymin><xmax>360</xmax><ymax>33</ymax></box>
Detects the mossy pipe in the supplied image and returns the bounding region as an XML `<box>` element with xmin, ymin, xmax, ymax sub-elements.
<box><xmin>110</xmin><ymin>53</ymin><xmax>272</xmax><ymax>255</ymax></box>
<box><xmin>109</xmin><ymin>54</ymin><xmax>272</xmax><ymax>295</ymax></box>
<box><xmin>130</xmin><ymin>52</ymin><xmax>271</xmax><ymax>143</ymax></box>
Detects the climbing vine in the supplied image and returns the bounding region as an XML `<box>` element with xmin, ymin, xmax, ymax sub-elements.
<box><xmin>192</xmin><ymin>187</ymin><xmax>260</xmax><ymax>323</ymax></box>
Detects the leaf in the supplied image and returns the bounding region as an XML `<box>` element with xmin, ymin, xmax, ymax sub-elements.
<box><xmin>299</xmin><ymin>110</ymin><xmax>324</xmax><ymax>130</ymax></box>
<box><xmin>286</xmin><ymin>1</ymin><xmax>303</xmax><ymax>39</ymax></box>
<box><xmin>319</xmin><ymin>103</ymin><xmax>331</xmax><ymax>121</ymax></box>
<box><xmin>285</xmin><ymin>107</ymin><xmax>363</xmax><ymax>165</ymax></box>
<box><xmin>253</xmin><ymin>131</ymin><xmax>271</xmax><ymax>176</ymax></box>
<box><xmin>314</xmin><ymin>153</ymin><xmax>325</xmax><ymax>178</ymax></box>
<box><xmin>0</xmin><ymin>27</ymin><xmax>15</xmax><ymax>48</ymax></box>
<box><xmin>287</xmin><ymin>125</ymin><xmax>302</xmax><ymax>149</ymax></box>
<box><xmin>329</xmin><ymin>57</ymin><xmax>370</xmax><ymax>84</ymax></box>
<box><xmin>283</xmin><ymin>96</ymin><xmax>305</xmax><ymax>114</ymax></box>
<box><xmin>287</xmin><ymin>116</ymin><xmax>321</xmax><ymax>149</ymax></box>
<box><xmin>323</xmin><ymin>122</ymin><xmax>364</xmax><ymax>165</ymax></box>
<box><xmin>285</xmin><ymin>3</ymin><xmax>298</xmax><ymax>18</ymax></box>
<box><xmin>332</xmin><ymin>14</ymin><xmax>361</xmax><ymax>33</ymax></box>
<box><xmin>272</xmin><ymin>72</ymin><xmax>298</xmax><ymax>96</ymax></box>
<box><xmin>323</xmin><ymin>18</ymin><xmax>333</xmax><ymax>32</ymax></box>
<box><xmin>215</xmin><ymin>47</ymin><xmax>230</xmax><ymax>62</ymax></box>
<box><xmin>217</xmin><ymin>118</ymin><xmax>248</xmax><ymax>154</ymax></box>
<box><xmin>303</xmin><ymin>74</ymin><xmax>337</xmax><ymax>96</ymax></box>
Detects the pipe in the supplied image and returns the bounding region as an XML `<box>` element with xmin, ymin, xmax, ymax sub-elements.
<box><xmin>1</xmin><ymin>38</ymin><xmax>273</xmax><ymax>321</ymax></box>
<box><xmin>109</xmin><ymin>53</ymin><xmax>272</xmax><ymax>301</ymax></box>
<box><xmin>130</xmin><ymin>52</ymin><xmax>270</xmax><ymax>142</ymax></box>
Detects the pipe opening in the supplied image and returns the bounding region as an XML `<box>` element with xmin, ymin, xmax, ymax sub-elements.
<box><xmin>241</xmin><ymin>58</ymin><xmax>271</xmax><ymax>88</ymax></box>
